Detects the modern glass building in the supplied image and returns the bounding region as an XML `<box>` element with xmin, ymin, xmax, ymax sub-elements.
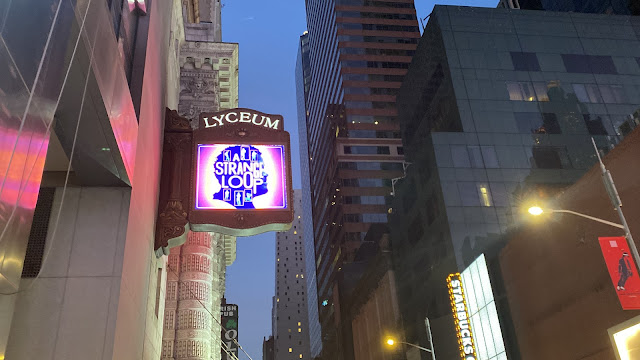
<box><xmin>296</xmin><ymin>31</ymin><xmax>324</xmax><ymax>358</ymax></box>
<box><xmin>499</xmin><ymin>0</ymin><xmax>637</xmax><ymax>15</ymax></box>
<box><xmin>390</xmin><ymin>5</ymin><xmax>640</xmax><ymax>358</ymax></box>
<box><xmin>301</xmin><ymin>0</ymin><xmax>420</xmax><ymax>357</ymax></box>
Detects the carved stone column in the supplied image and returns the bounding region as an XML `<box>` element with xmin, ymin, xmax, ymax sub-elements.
<box><xmin>211</xmin><ymin>233</ymin><xmax>226</xmax><ymax>360</ymax></box>
<box><xmin>162</xmin><ymin>246</ymin><xmax>181</xmax><ymax>359</ymax></box>
<box><xmin>175</xmin><ymin>232</ymin><xmax>214</xmax><ymax>360</ymax></box>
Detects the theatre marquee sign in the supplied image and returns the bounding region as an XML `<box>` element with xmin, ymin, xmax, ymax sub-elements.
<box><xmin>155</xmin><ymin>108</ymin><xmax>293</xmax><ymax>254</ymax></box>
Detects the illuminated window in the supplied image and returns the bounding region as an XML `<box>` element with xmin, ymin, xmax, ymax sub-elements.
<box><xmin>294</xmin><ymin>231</ymin><xmax>297</xmax><ymax>234</ymax></box>
<box><xmin>289</xmin><ymin>348</ymin><xmax>292</xmax><ymax>353</ymax></box>
<box><xmin>298</xmin><ymin>215</ymin><xmax>301</xmax><ymax>219</ymax></box>
<box><xmin>277</xmin><ymin>258</ymin><xmax>280</xmax><ymax>262</ymax></box>
<box><xmin>298</xmin><ymin>328</ymin><xmax>302</xmax><ymax>332</ymax></box>
<box><xmin>301</xmin><ymin>274</ymin><xmax>304</xmax><ymax>278</ymax></box>
<box><xmin>277</xmin><ymin>298</ymin><xmax>279</xmax><ymax>302</ymax></box>
<box><xmin>478</xmin><ymin>186</ymin><xmax>492</xmax><ymax>207</ymax></box>
<box><xmin>300</xmin><ymin>354</ymin><xmax>303</xmax><ymax>358</ymax></box>
<box><xmin>288</xmin><ymin>329</ymin><xmax>291</xmax><ymax>333</ymax></box>
<box><xmin>298</xmin><ymin>322</ymin><xmax>301</xmax><ymax>326</ymax></box>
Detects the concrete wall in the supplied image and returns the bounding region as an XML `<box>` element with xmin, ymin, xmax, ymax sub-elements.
<box><xmin>6</xmin><ymin>187</ymin><xmax>131</xmax><ymax>359</ymax></box>
<box><xmin>500</xmin><ymin>128</ymin><xmax>640</xmax><ymax>359</ymax></box>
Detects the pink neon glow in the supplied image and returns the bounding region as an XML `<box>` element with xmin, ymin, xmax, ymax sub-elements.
<box><xmin>195</xmin><ymin>144</ymin><xmax>288</xmax><ymax>210</ymax></box>
<box><xmin>0</xmin><ymin>122</ymin><xmax>49</xmax><ymax>210</ymax></box>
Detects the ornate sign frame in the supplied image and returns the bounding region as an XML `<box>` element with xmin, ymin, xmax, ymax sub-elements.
<box><xmin>155</xmin><ymin>108</ymin><xmax>294</xmax><ymax>254</ymax></box>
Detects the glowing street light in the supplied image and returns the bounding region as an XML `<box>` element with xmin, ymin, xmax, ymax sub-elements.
<box><xmin>527</xmin><ymin>206</ymin><xmax>624</xmax><ymax>230</ymax></box>
<box><xmin>528</xmin><ymin>206</ymin><xmax>544</xmax><ymax>216</ymax></box>
<box><xmin>526</xmin><ymin>138</ymin><xmax>639</xmax><ymax>276</ymax></box>
<box><xmin>384</xmin><ymin>332</ymin><xmax>435</xmax><ymax>360</ymax></box>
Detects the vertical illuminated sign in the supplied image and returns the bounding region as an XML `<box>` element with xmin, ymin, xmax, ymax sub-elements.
<box><xmin>221</xmin><ymin>303</ymin><xmax>239</xmax><ymax>360</ymax></box>
<box><xmin>447</xmin><ymin>273</ymin><xmax>478</xmax><ymax>360</ymax></box>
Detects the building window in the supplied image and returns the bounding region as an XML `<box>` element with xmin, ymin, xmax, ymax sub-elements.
<box><xmin>583</xmin><ymin>114</ymin><xmax>609</xmax><ymax>135</ymax></box>
<box><xmin>599</xmin><ymin>85</ymin><xmax>626</xmax><ymax>104</ymax></box>
<box><xmin>514</xmin><ymin>112</ymin><xmax>544</xmax><ymax>134</ymax></box>
<box><xmin>561</xmin><ymin>54</ymin><xmax>617</xmax><ymax>74</ymax></box>
<box><xmin>572</xmin><ymin>84</ymin><xmax>602</xmax><ymax>103</ymax></box>
<box><xmin>361</xmin><ymin>213</ymin><xmax>388</xmax><ymax>223</ymax></box>
<box><xmin>477</xmin><ymin>185</ymin><xmax>492</xmax><ymax>207</ymax></box>
<box><xmin>532</xmin><ymin>82</ymin><xmax>550</xmax><ymax>102</ymax></box>
<box><xmin>289</xmin><ymin>348</ymin><xmax>293</xmax><ymax>352</ymax></box>
<box><xmin>510</xmin><ymin>52</ymin><xmax>540</xmax><ymax>71</ymax></box>
<box><xmin>542</xmin><ymin>113</ymin><xmax>561</xmax><ymax>134</ymax></box>
<box><xmin>480</xmin><ymin>146</ymin><xmax>499</xmax><ymax>168</ymax></box>
<box><xmin>532</xmin><ymin>147</ymin><xmax>565</xmax><ymax>169</ymax></box>
<box><xmin>507</xmin><ymin>81</ymin><xmax>536</xmax><ymax>101</ymax></box>
<box><xmin>458</xmin><ymin>182</ymin><xmax>479</xmax><ymax>206</ymax></box>
<box><xmin>344</xmin><ymin>145</ymin><xmax>390</xmax><ymax>155</ymax></box>
<box><xmin>451</xmin><ymin>145</ymin><xmax>471</xmax><ymax>168</ymax></box>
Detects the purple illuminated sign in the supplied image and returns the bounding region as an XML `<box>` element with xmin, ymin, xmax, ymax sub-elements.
<box><xmin>195</xmin><ymin>144</ymin><xmax>287</xmax><ymax>210</ymax></box>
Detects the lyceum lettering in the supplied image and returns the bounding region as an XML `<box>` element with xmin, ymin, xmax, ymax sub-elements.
<box><xmin>202</xmin><ymin>110</ymin><xmax>281</xmax><ymax>130</ymax></box>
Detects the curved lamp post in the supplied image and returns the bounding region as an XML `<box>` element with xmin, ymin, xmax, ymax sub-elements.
<box><xmin>526</xmin><ymin>138</ymin><xmax>638</xmax><ymax>272</ymax></box>
<box><xmin>386</xmin><ymin>338</ymin><xmax>434</xmax><ymax>353</ymax></box>
<box><xmin>527</xmin><ymin>207</ymin><xmax>624</xmax><ymax>230</ymax></box>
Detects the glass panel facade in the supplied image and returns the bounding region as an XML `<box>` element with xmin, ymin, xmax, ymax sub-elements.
<box><xmin>461</xmin><ymin>254</ymin><xmax>508</xmax><ymax>360</ymax></box>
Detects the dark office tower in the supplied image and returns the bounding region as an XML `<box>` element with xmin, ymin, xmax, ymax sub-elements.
<box><xmin>391</xmin><ymin>5</ymin><xmax>640</xmax><ymax>358</ymax></box>
<box><xmin>296</xmin><ymin>32</ymin><xmax>323</xmax><ymax>358</ymax></box>
<box><xmin>302</xmin><ymin>0</ymin><xmax>420</xmax><ymax>357</ymax></box>
<box><xmin>498</xmin><ymin>0</ymin><xmax>636</xmax><ymax>14</ymax></box>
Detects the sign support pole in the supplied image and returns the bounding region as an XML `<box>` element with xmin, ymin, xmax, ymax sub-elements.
<box><xmin>592</xmin><ymin>138</ymin><xmax>640</xmax><ymax>273</ymax></box>
<box><xmin>425</xmin><ymin>317</ymin><xmax>436</xmax><ymax>360</ymax></box>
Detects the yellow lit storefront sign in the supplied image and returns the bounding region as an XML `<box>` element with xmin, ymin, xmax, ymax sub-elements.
<box><xmin>447</xmin><ymin>273</ymin><xmax>478</xmax><ymax>360</ymax></box>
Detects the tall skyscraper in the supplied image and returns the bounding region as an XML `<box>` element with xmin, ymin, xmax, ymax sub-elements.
<box><xmin>272</xmin><ymin>190</ymin><xmax>311</xmax><ymax>360</ymax></box>
<box><xmin>391</xmin><ymin>4</ymin><xmax>640</xmax><ymax>357</ymax></box>
<box><xmin>296</xmin><ymin>31</ymin><xmax>323</xmax><ymax>358</ymax></box>
<box><xmin>301</xmin><ymin>1</ymin><xmax>420</xmax><ymax>357</ymax></box>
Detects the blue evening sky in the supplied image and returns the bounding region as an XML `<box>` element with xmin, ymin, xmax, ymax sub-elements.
<box><xmin>221</xmin><ymin>1</ymin><xmax>497</xmax><ymax>358</ymax></box>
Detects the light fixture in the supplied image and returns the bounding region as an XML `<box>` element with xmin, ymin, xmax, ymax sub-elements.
<box><xmin>528</xmin><ymin>206</ymin><xmax>544</xmax><ymax>216</ymax></box>
<box><xmin>386</xmin><ymin>338</ymin><xmax>395</xmax><ymax>346</ymax></box>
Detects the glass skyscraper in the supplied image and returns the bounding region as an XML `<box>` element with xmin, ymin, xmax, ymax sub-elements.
<box><xmin>300</xmin><ymin>0</ymin><xmax>420</xmax><ymax>357</ymax></box>
<box><xmin>296</xmin><ymin>31</ymin><xmax>323</xmax><ymax>358</ymax></box>
<box><xmin>391</xmin><ymin>5</ymin><xmax>640</xmax><ymax>357</ymax></box>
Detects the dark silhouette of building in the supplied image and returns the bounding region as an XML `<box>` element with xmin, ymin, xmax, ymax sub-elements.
<box><xmin>300</xmin><ymin>1</ymin><xmax>421</xmax><ymax>358</ymax></box>
<box><xmin>263</xmin><ymin>336</ymin><xmax>275</xmax><ymax>360</ymax></box>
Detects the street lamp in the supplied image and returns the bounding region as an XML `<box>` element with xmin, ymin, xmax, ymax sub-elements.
<box><xmin>526</xmin><ymin>138</ymin><xmax>639</xmax><ymax>272</ymax></box>
<box><xmin>527</xmin><ymin>207</ymin><xmax>625</xmax><ymax>230</ymax></box>
<box><xmin>384</xmin><ymin>337</ymin><xmax>435</xmax><ymax>357</ymax></box>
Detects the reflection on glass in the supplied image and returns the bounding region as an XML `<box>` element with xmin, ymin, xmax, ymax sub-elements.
<box><xmin>532</xmin><ymin>82</ymin><xmax>549</xmax><ymax>102</ymax></box>
<box><xmin>507</xmin><ymin>81</ymin><xmax>536</xmax><ymax>101</ymax></box>
<box><xmin>478</xmin><ymin>185</ymin><xmax>492</xmax><ymax>207</ymax></box>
